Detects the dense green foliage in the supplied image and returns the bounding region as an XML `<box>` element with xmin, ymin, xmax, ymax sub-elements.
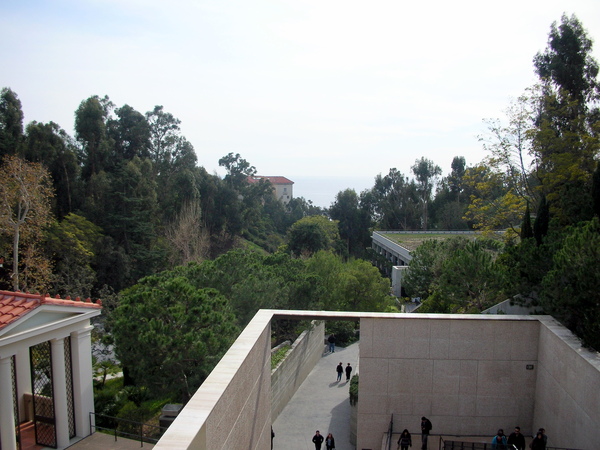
<box><xmin>402</xmin><ymin>15</ymin><xmax>600</xmax><ymax>352</ymax></box>
<box><xmin>108</xmin><ymin>248</ymin><xmax>393</xmax><ymax>401</ymax></box>
<box><xmin>111</xmin><ymin>268</ymin><xmax>239</xmax><ymax>402</ymax></box>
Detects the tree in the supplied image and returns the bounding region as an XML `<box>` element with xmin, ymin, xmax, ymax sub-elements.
<box><xmin>0</xmin><ymin>87</ymin><xmax>24</xmax><ymax>157</ymax></box>
<box><xmin>219</xmin><ymin>152</ymin><xmax>257</xmax><ymax>189</ymax></box>
<box><xmin>433</xmin><ymin>240</ymin><xmax>505</xmax><ymax>312</ymax></box>
<box><xmin>448</xmin><ymin>156</ymin><xmax>466</xmax><ymax>199</ymax></box>
<box><xmin>336</xmin><ymin>258</ymin><xmax>393</xmax><ymax>312</ymax></box>
<box><xmin>0</xmin><ymin>156</ymin><xmax>54</xmax><ymax>291</ymax></box>
<box><xmin>403</xmin><ymin>238</ymin><xmax>467</xmax><ymax>301</ymax></box>
<box><xmin>145</xmin><ymin>106</ymin><xmax>194</xmax><ymax>174</ymax></box>
<box><xmin>533</xmin><ymin>194</ymin><xmax>550</xmax><ymax>245</ymax></box>
<box><xmin>45</xmin><ymin>213</ymin><xmax>102</xmax><ymax>298</ymax></box>
<box><xmin>521</xmin><ymin>204</ymin><xmax>534</xmax><ymax>240</ymax></box>
<box><xmin>329</xmin><ymin>189</ymin><xmax>371</xmax><ymax>258</ymax></box>
<box><xmin>111</xmin><ymin>266</ymin><xmax>239</xmax><ymax>402</ymax></box>
<box><xmin>165</xmin><ymin>200</ymin><xmax>210</xmax><ymax>266</ymax></box>
<box><xmin>540</xmin><ymin>218</ymin><xmax>600</xmax><ymax>350</ymax></box>
<box><xmin>463</xmin><ymin>164</ymin><xmax>526</xmax><ymax>234</ymax></box>
<box><xmin>104</xmin><ymin>157</ymin><xmax>165</xmax><ymax>284</ymax></box>
<box><xmin>533</xmin><ymin>14</ymin><xmax>599</xmax><ymax>106</ymax></box>
<box><xmin>107</xmin><ymin>104</ymin><xmax>151</xmax><ymax>167</ymax></box>
<box><xmin>593</xmin><ymin>161</ymin><xmax>600</xmax><ymax>217</ymax></box>
<box><xmin>430</xmin><ymin>156</ymin><xmax>469</xmax><ymax>230</ymax></box>
<box><xmin>304</xmin><ymin>250</ymin><xmax>393</xmax><ymax>312</ymax></box>
<box><xmin>530</xmin><ymin>15</ymin><xmax>600</xmax><ymax>225</ymax></box>
<box><xmin>287</xmin><ymin>215</ymin><xmax>341</xmax><ymax>257</ymax></box>
<box><xmin>23</xmin><ymin>121</ymin><xmax>81</xmax><ymax>218</ymax></box>
<box><xmin>405</xmin><ymin>237</ymin><xmax>504</xmax><ymax>313</ymax></box>
<box><xmin>411</xmin><ymin>157</ymin><xmax>441</xmax><ymax>230</ymax></box>
<box><xmin>361</xmin><ymin>169</ymin><xmax>419</xmax><ymax>230</ymax></box>
<box><xmin>75</xmin><ymin>95</ymin><xmax>113</xmax><ymax>179</ymax></box>
<box><xmin>480</xmin><ymin>96</ymin><xmax>536</xmax><ymax>203</ymax></box>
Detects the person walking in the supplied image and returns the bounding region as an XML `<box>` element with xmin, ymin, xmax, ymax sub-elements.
<box><xmin>420</xmin><ymin>417</ymin><xmax>432</xmax><ymax>450</ymax></box>
<box><xmin>507</xmin><ymin>426</ymin><xmax>526</xmax><ymax>450</ymax></box>
<box><xmin>325</xmin><ymin>432</ymin><xmax>335</xmax><ymax>450</ymax></box>
<box><xmin>345</xmin><ymin>363</ymin><xmax>353</xmax><ymax>381</ymax></box>
<box><xmin>328</xmin><ymin>334</ymin><xmax>336</xmax><ymax>353</ymax></box>
<box><xmin>336</xmin><ymin>362</ymin><xmax>343</xmax><ymax>381</ymax></box>
<box><xmin>530</xmin><ymin>431</ymin><xmax>546</xmax><ymax>450</ymax></box>
<box><xmin>537</xmin><ymin>428</ymin><xmax>547</xmax><ymax>446</ymax></box>
<box><xmin>312</xmin><ymin>430</ymin><xmax>324</xmax><ymax>450</ymax></box>
<box><xmin>397</xmin><ymin>429</ymin><xmax>412</xmax><ymax>450</ymax></box>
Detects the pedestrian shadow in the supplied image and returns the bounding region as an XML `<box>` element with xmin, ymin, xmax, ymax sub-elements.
<box><xmin>329</xmin><ymin>381</ymin><xmax>340</xmax><ymax>388</ymax></box>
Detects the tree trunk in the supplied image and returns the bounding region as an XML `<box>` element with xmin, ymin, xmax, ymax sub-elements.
<box><xmin>12</xmin><ymin>224</ymin><xmax>19</xmax><ymax>291</ymax></box>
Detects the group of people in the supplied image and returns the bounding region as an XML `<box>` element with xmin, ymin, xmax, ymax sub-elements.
<box><xmin>312</xmin><ymin>430</ymin><xmax>336</xmax><ymax>450</ymax></box>
<box><xmin>393</xmin><ymin>417</ymin><xmax>432</xmax><ymax>450</ymax></box>
<box><xmin>335</xmin><ymin>362</ymin><xmax>353</xmax><ymax>382</ymax></box>
<box><xmin>492</xmin><ymin>426</ymin><xmax>548</xmax><ymax>450</ymax></box>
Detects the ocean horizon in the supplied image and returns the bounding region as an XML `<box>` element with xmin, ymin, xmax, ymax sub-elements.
<box><xmin>289</xmin><ymin>175</ymin><xmax>376</xmax><ymax>209</ymax></box>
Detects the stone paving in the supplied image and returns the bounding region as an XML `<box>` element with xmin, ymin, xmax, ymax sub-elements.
<box><xmin>272</xmin><ymin>341</ymin><xmax>359</xmax><ymax>450</ymax></box>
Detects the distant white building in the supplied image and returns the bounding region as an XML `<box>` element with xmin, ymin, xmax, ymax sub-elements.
<box><xmin>247</xmin><ymin>176</ymin><xmax>294</xmax><ymax>204</ymax></box>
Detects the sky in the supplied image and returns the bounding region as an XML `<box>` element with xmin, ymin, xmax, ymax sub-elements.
<box><xmin>2</xmin><ymin>0</ymin><xmax>600</xmax><ymax>207</ymax></box>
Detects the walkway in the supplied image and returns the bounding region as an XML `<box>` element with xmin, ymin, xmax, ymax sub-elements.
<box><xmin>273</xmin><ymin>341</ymin><xmax>359</xmax><ymax>450</ymax></box>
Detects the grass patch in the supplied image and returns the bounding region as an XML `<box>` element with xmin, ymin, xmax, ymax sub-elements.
<box><xmin>381</xmin><ymin>232</ymin><xmax>481</xmax><ymax>251</ymax></box>
<box><xmin>271</xmin><ymin>344</ymin><xmax>291</xmax><ymax>370</ymax></box>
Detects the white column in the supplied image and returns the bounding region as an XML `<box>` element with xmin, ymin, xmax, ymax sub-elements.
<box><xmin>15</xmin><ymin>347</ymin><xmax>32</xmax><ymax>421</ymax></box>
<box><xmin>50</xmin><ymin>338</ymin><xmax>70</xmax><ymax>448</ymax></box>
<box><xmin>0</xmin><ymin>356</ymin><xmax>17</xmax><ymax>450</ymax></box>
<box><xmin>70</xmin><ymin>326</ymin><xmax>94</xmax><ymax>437</ymax></box>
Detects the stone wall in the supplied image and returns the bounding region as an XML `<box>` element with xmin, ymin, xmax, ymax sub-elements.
<box><xmin>357</xmin><ymin>315</ymin><xmax>540</xmax><ymax>450</ymax></box>
<box><xmin>271</xmin><ymin>320</ymin><xmax>325</xmax><ymax>422</ymax></box>
<box><xmin>155</xmin><ymin>310</ymin><xmax>273</xmax><ymax>450</ymax></box>
<box><xmin>534</xmin><ymin>317</ymin><xmax>600</xmax><ymax>449</ymax></box>
<box><xmin>155</xmin><ymin>311</ymin><xmax>600</xmax><ymax>450</ymax></box>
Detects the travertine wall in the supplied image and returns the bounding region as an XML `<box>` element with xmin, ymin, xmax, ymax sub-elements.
<box><xmin>534</xmin><ymin>317</ymin><xmax>600</xmax><ymax>449</ymax></box>
<box><xmin>155</xmin><ymin>310</ymin><xmax>273</xmax><ymax>450</ymax></box>
<box><xmin>271</xmin><ymin>320</ymin><xmax>325</xmax><ymax>421</ymax></box>
<box><xmin>357</xmin><ymin>315</ymin><xmax>540</xmax><ymax>450</ymax></box>
<box><xmin>155</xmin><ymin>311</ymin><xmax>600</xmax><ymax>450</ymax></box>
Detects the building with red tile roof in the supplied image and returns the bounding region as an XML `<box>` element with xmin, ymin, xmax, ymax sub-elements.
<box><xmin>247</xmin><ymin>176</ymin><xmax>294</xmax><ymax>204</ymax></box>
<box><xmin>0</xmin><ymin>290</ymin><xmax>102</xmax><ymax>450</ymax></box>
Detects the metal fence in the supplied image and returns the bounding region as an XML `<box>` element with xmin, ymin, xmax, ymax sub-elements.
<box><xmin>89</xmin><ymin>412</ymin><xmax>168</xmax><ymax>447</ymax></box>
<box><xmin>441</xmin><ymin>438</ymin><xmax>582</xmax><ymax>450</ymax></box>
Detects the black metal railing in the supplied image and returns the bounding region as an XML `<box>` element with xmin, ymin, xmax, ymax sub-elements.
<box><xmin>386</xmin><ymin>414</ymin><xmax>394</xmax><ymax>450</ymax></box>
<box><xmin>441</xmin><ymin>437</ymin><xmax>583</xmax><ymax>450</ymax></box>
<box><xmin>89</xmin><ymin>412</ymin><xmax>169</xmax><ymax>446</ymax></box>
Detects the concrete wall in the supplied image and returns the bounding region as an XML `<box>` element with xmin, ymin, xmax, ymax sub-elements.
<box><xmin>155</xmin><ymin>310</ymin><xmax>273</xmax><ymax>450</ymax></box>
<box><xmin>357</xmin><ymin>315</ymin><xmax>540</xmax><ymax>450</ymax></box>
<box><xmin>271</xmin><ymin>320</ymin><xmax>325</xmax><ymax>421</ymax></box>
<box><xmin>534</xmin><ymin>317</ymin><xmax>600</xmax><ymax>449</ymax></box>
<box><xmin>155</xmin><ymin>310</ymin><xmax>600</xmax><ymax>450</ymax></box>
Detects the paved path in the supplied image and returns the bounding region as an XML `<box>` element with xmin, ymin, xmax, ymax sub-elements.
<box><xmin>273</xmin><ymin>342</ymin><xmax>359</xmax><ymax>450</ymax></box>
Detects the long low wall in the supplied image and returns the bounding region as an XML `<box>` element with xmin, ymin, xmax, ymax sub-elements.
<box><xmin>155</xmin><ymin>310</ymin><xmax>273</xmax><ymax>450</ymax></box>
<box><xmin>270</xmin><ymin>320</ymin><xmax>325</xmax><ymax>421</ymax></box>
<box><xmin>535</xmin><ymin>317</ymin><xmax>600</xmax><ymax>449</ymax></box>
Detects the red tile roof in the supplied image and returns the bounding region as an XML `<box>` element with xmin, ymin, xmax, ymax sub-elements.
<box><xmin>0</xmin><ymin>291</ymin><xmax>102</xmax><ymax>330</ymax></box>
<box><xmin>247</xmin><ymin>176</ymin><xmax>294</xmax><ymax>185</ymax></box>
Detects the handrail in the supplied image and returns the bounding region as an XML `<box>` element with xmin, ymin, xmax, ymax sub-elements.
<box><xmin>441</xmin><ymin>439</ymin><xmax>582</xmax><ymax>450</ymax></box>
<box><xmin>386</xmin><ymin>414</ymin><xmax>394</xmax><ymax>450</ymax></box>
<box><xmin>89</xmin><ymin>412</ymin><xmax>169</xmax><ymax>447</ymax></box>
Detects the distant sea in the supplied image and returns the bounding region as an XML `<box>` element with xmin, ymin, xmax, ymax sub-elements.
<box><xmin>289</xmin><ymin>175</ymin><xmax>375</xmax><ymax>209</ymax></box>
